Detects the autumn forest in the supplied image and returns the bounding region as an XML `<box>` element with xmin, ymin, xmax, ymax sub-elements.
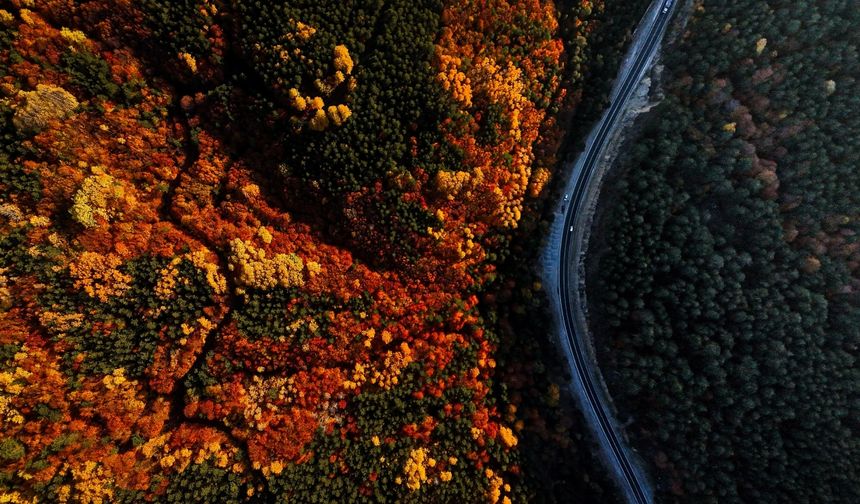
<box><xmin>0</xmin><ymin>0</ymin><xmax>652</xmax><ymax>502</ymax></box>
<box><xmin>2</xmin><ymin>0</ymin><xmax>858</xmax><ymax>503</ymax></box>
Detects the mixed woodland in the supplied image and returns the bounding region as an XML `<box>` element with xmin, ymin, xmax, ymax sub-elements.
<box><xmin>591</xmin><ymin>0</ymin><xmax>860</xmax><ymax>502</ymax></box>
<box><xmin>0</xmin><ymin>0</ymin><xmax>649</xmax><ymax>502</ymax></box>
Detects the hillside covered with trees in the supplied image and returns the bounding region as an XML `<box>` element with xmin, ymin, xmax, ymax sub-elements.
<box><xmin>0</xmin><ymin>0</ymin><xmax>650</xmax><ymax>502</ymax></box>
<box><xmin>590</xmin><ymin>0</ymin><xmax>860</xmax><ymax>502</ymax></box>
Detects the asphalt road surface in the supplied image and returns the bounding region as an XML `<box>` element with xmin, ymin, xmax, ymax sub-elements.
<box><xmin>556</xmin><ymin>1</ymin><xmax>677</xmax><ymax>503</ymax></box>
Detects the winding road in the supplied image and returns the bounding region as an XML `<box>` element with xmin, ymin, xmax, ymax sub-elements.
<box><xmin>551</xmin><ymin>1</ymin><xmax>677</xmax><ymax>503</ymax></box>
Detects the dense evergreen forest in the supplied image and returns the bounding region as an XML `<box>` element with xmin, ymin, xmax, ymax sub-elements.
<box><xmin>591</xmin><ymin>0</ymin><xmax>860</xmax><ymax>502</ymax></box>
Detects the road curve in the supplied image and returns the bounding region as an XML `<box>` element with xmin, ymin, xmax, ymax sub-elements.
<box><xmin>550</xmin><ymin>1</ymin><xmax>677</xmax><ymax>503</ymax></box>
